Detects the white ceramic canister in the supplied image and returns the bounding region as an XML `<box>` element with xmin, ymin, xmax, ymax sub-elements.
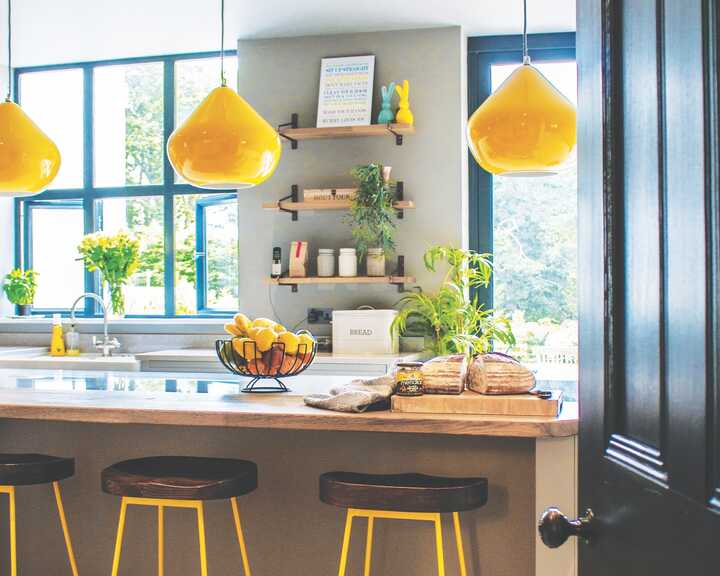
<box><xmin>338</xmin><ymin>248</ymin><xmax>358</xmax><ymax>277</ymax></box>
<box><xmin>317</xmin><ymin>248</ymin><xmax>335</xmax><ymax>277</ymax></box>
<box><xmin>366</xmin><ymin>248</ymin><xmax>386</xmax><ymax>277</ymax></box>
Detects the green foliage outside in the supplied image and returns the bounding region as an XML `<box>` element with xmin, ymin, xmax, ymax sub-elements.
<box><xmin>392</xmin><ymin>245</ymin><xmax>515</xmax><ymax>357</ymax></box>
<box><xmin>2</xmin><ymin>269</ymin><xmax>38</xmax><ymax>305</ymax></box>
<box><xmin>345</xmin><ymin>163</ymin><xmax>398</xmax><ymax>259</ymax></box>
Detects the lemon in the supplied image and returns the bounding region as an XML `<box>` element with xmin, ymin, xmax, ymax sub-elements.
<box><xmin>233</xmin><ymin>313</ymin><xmax>251</xmax><ymax>333</ymax></box>
<box><xmin>273</xmin><ymin>323</ymin><xmax>287</xmax><ymax>334</ymax></box>
<box><xmin>246</xmin><ymin>326</ymin><xmax>263</xmax><ymax>340</ymax></box>
<box><xmin>297</xmin><ymin>333</ymin><xmax>315</xmax><ymax>355</ymax></box>
<box><xmin>232</xmin><ymin>337</ymin><xmax>256</xmax><ymax>360</ymax></box>
<box><xmin>224</xmin><ymin>323</ymin><xmax>243</xmax><ymax>338</ymax></box>
<box><xmin>277</xmin><ymin>331</ymin><xmax>300</xmax><ymax>355</ymax></box>
<box><xmin>253</xmin><ymin>327</ymin><xmax>277</xmax><ymax>352</ymax></box>
<box><xmin>251</xmin><ymin>317</ymin><xmax>276</xmax><ymax>329</ymax></box>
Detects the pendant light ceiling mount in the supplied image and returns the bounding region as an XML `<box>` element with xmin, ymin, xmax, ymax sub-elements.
<box><xmin>167</xmin><ymin>0</ymin><xmax>282</xmax><ymax>190</ymax></box>
<box><xmin>466</xmin><ymin>0</ymin><xmax>577</xmax><ymax>177</ymax></box>
<box><xmin>0</xmin><ymin>0</ymin><xmax>62</xmax><ymax>197</ymax></box>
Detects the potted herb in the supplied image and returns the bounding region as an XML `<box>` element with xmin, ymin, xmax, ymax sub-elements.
<box><xmin>77</xmin><ymin>231</ymin><xmax>140</xmax><ymax>317</ymax></box>
<box><xmin>2</xmin><ymin>269</ymin><xmax>38</xmax><ymax>316</ymax></box>
<box><xmin>345</xmin><ymin>163</ymin><xmax>398</xmax><ymax>276</ymax></box>
<box><xmin>391</xmin><ymin>245</ymin><xmax>515</xmax><ymax>356</ymax></box>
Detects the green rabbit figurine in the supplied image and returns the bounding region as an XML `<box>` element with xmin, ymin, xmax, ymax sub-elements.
<box><xmin>395</xmin><ymin>80</ymin><xmax>414</xmax><ymax>125</ymax></box>
<box><xmin>377</xmin><ymin>82</ymin><xmax>396</xmax><ymax>124</ymax></box>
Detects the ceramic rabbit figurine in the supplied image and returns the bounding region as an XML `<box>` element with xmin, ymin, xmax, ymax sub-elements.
<box><xmin>395</xmin><ymin>80</ymin><xmax>414</xmax><ymax>125</ymax></box>
<box><xmin>377</xmin><ymin>82</ymin><xmax>396</xmax><ymax>124</ymax></box>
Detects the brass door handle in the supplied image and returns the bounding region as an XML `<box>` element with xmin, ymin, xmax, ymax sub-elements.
<box><xmin>538</xmin><ymin>507</ymin><xmax>595</xmax><ymax>548</ymax></box>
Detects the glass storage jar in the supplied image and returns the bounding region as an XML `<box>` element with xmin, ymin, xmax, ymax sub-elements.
<box><xmin>366</xmin><ymin>248</ymin><xmax>386</xmax><ymax>276</ymax></box>
<box><xmin>317</xmin><ymin>248</ymin><xmax>335</xmax><ymax>277</ymax></box>
<box><xmin>338</xmin><ymin>248</ymin><xmax>358</xmax><ymax>277</ymax></box>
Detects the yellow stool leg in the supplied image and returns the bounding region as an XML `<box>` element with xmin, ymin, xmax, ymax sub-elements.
<box><xmin>337</xmin><ymin>509</ymin><xmax>354</xmax><ymax>576</ymax></box>
<box><xmin>111</xmin><ymin>497</ymin><xmax>129</xmax><ymax>576</ymax></box>
<box><xmin>231</xmin><ymin>497</ymin><xmax>252</xmax><ymax>576</ymax></box>
<box><xmin>52</xmin><ymin>482</ymin><xmax>79</xmax><ymax>576</ymax></box>
<box><xmin>453</xmin><ymin>512</ymin><xmax>467</xmax><ymax>576</ymax></box>
<box><xmin>363</xmin><ymin>515</ymin><xmax>374</xmax><ymax>576</ymax></box>
<box><xmin>158</xmin><ymin>505</ymin><xmax>164</xmax><ymax>576</ymax></box>
<box><xmin>195</xmin><ymin>502</ymin><xmax>208</xmax><ymax>576</ymax></box>
<box><xmin>434</xmin><ymin>513</ymin><xmax>445</xmax><ymax>576</ymax></box>
<box><xmin>8</xmin><ymin>487</ymin><xmax>16</xmax><ymax>576</ymax></box>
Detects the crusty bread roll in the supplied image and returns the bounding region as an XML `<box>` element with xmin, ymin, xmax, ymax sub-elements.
<box><xmin>420</xmin><ymin>354</ymin><xmax>467</xmax><ymax>395</ymax></box>
<box><xmin>467</xmin><ymin>352</ymin><xmax>535</xmax><ymax>395</ymax></box>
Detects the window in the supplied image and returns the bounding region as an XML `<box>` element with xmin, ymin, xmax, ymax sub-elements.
<box><xmin>14</xmin><ymin>52</ymin><xmax>239</xmax><ymax>317</ymax></box>
<box><xmin>468</xmin><ymin>33</ymin><xmax>578</xmax><ymax>399</ymax></box>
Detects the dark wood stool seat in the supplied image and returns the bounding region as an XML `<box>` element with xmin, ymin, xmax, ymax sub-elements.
<box><xmin>0</xmin><ymin>453</ymin><xmax>75</xmax><ymax>486</ymax></box>
<box><xmin>102</xmin><ymin>456</ymin><xmax>258</xmax><ymax>501</ymax></box>
<box><xmin>319</xmin><ymin>471</ymin><xmax>488</xmax><ymax>513</ymax></box>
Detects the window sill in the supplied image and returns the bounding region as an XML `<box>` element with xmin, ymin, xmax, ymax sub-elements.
<box><xmin>0</xmin><ymin>317</ymin><xmax>228</xmax><ymax>335</ymax></box>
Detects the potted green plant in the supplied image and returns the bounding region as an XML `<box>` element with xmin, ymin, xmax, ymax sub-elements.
<box><xmin>2</xmin><ymin>269</ymin><xmax>38</xmax><ymax>316</ymax></box>
<box><xmin>391</xmin><ymin>245</ymin><xmax>515</xmax><ymax>356</ymax></box>
<box><xmin>345</xmin><ymin>163</ymin><xmax>398</xmax><ymax>276</ymax></box>
<box><xmin>77</xmin><ymin>231</ymin><xmax>140</xmax><ymax>317</ymax></box>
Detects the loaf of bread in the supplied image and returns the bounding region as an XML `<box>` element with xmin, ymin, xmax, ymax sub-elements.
<box><xmin>420</xmin><ymin>354</ymin><xmax>467</xmax><ymax>395</ymax></box>
<box><xmin>467</xmin><ymin>352</ymin><xmax>535</xmax><ymax>395</ymax></box>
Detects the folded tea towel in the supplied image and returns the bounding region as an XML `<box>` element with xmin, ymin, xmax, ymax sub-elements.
<box><xmin>304</xmin><ymin>373</ymin><xmax>396</xmax><ymax>413</ymax></box>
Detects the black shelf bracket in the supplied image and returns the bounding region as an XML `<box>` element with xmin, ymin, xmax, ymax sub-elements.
<box><xmin>387</xmin><ymin>123</ymin><xmax>404</xmax><ymax>146</ymax></box>
<box><xmin>278</xmin><ymin>113</ymin><xmax>299</xmax><ymax>149</ymax></box>
<box><xmin>395</xmin><ymin>181</ymin><xmax>405</xmax><ymax>219</ymax></box>
<box><xmin>391</xmin><ymin>255</ymin><xmax>407</xmax><ymax>293</ymax></box>
<box><xmin>277</xmin><ymin>185</ymin><xmax>299</xmax><ymax>221</ymax></box>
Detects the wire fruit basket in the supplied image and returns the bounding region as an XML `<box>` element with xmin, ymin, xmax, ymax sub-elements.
<box><xmin>215</xmin><ymin>332</ymin><xmax>317</xmax><ymax>393</ymax></box>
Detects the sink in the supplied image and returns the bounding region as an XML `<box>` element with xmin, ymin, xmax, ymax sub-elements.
<box><xmin>0</xmin><ymin>353</ymin><xmax>140</xmax><ymax>372</ymax></box>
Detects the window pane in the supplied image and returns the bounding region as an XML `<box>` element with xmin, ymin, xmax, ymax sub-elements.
<box><xmin>491</xmin><ymin>61</ymin><xmax>578</xmax><ymax>400</ymax></box>
<box><xmin>174</xmin><ymin>195</ymin><xmax>197</xmax><ymax>315</ymax></box>
<box><xmin>97</xmin><ymin>196</ymin><xmax>164</xmax><ymax>315</ymax></box>
<box><xmin>29</xmin><ymin>203</ymin><xmax>85</xmax><ymax>308</ymax></box>
<box><xmin>94</xmin><ymin>63</ymin><xmax>164</xmax><ymax>187</ymax></box>
<box><xmin>19</xmin><ymin>70</ymin><xmax>84</xmax><ymax>189</ymax></box>
<box><xmin>174</xmin><ymin>56</ymin><xmax>238</xmax><ymax>184</ymax></box>
<box><xmin>204</xmin><ymin>200</ymin><xmax>238</xmax><ymax>310</ymax></box>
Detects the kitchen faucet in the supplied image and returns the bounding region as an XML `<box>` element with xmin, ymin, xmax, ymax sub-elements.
<box><xmin>70</xmin><ymin>293</ymin><xmax>121</xmax><ymax>357</ymax></box>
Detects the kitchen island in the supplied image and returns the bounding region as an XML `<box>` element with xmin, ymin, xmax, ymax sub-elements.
<box><xmin>0</xmin><ymin>369</ymin><xmax>577</xmax><ymax>575</ymax></box>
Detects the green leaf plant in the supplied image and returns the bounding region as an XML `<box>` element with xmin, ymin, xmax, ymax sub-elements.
<box><xmin>391</xmin><ymin>245</ymin><xmax>516</xmax><ymax>357</ymax></box>
<box><xmin>2</xmin><ymin>269</ymin><xmax>38</xmax><ymax>306</ymax></box>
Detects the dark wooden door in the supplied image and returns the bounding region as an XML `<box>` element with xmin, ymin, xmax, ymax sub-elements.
<box><xmin>541</xmin><ymin>0</ymin><xmax>720</xmax><ymax>573</ymax></box>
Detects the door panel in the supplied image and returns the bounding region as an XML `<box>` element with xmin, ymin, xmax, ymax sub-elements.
<box><xmin>575</xmin><ymin>0</ymin><xmax>720</xmax><ymax>573</ymax></box>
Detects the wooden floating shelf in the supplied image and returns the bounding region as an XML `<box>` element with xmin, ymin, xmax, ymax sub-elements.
<box><xmin>278</xmin><ymin>114</ymin><xmax>415</xmax><ymax>147</ymax></box>
<box><xmin>266</xmin><ymin>275</ymin><xmax>415</xmax><ymax>293</ymax></box>
<box><xmin>262</xmin><ymin>200</ymin><xmax>415</xmax><ymax>211</ymax></box>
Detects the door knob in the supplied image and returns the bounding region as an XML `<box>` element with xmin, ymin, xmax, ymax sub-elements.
<box><xmin>538</xmin><ymin>507</ymin><xmax>595</xmax><ymax>548</ymax></box>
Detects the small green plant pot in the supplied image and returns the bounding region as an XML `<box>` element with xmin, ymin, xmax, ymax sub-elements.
<box><xmin>17</xmin><ymin>304</ymin><xmax>32</xmax><ymax>317</ymax></box>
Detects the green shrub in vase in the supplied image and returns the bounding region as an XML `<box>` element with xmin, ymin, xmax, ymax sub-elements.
<box><xmin>77</xmin><ymin>231</ymin><xmax>140</xmax><ymax>317</ymax></box>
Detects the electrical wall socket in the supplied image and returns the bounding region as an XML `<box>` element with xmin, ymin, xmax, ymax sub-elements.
<box><xmin>308</xmin><ymin>307</ymin><xmax>333</xmax><ymax>324</ymax></box>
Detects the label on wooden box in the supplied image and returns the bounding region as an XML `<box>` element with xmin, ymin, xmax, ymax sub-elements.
<box><xmin>391</xmin><ymin>390</ymin><xmax>564</xmax><ymax>417</ymax></box>
<box><xmin>303</xmin><ymin>188</ymin><xmax>357</xmax><ymax>202</ymax></box>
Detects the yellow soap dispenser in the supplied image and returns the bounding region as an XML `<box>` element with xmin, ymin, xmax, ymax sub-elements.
<box><xmin>50</xmin><ymin>313</ymin><xmax>66</xmax><ymax>356</ymax></box>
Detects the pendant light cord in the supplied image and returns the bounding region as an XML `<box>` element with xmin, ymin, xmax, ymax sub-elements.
<box><xmin>6</xmin><ymin>0</ymin><xmax>11</xmax><ymax>101</ymax></box>
<box><xmin>522</xmin><ymin>0</ymin><xmax>530</xmax><ymax>64</ymax></box>
<box><xmin>220</xmin><ymin>0</ymin><xmax>226</xmax><ymax>86</ymax></box>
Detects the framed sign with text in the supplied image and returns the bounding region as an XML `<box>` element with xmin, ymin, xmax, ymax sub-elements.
<box><xmin>316</xmin><ymin>55</ymin><xmax>375</xmax><ymax>128</ymax></box>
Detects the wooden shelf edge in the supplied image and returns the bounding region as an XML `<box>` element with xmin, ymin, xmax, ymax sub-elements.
<box><xmin>265</xmin><ymin>276</ymin><xmax>416</xmax><ymax>286</ymax></box>
<box><xmin>278</xmin><ymin>123</ymin><xmax>415</xmax><ymax>141</ymax></box>
<box><xmin>262</xmin><ymin>200</ymin><xmax>415</xmax><ymax>211</ymax></box>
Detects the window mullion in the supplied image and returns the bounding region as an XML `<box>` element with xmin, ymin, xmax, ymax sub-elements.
<box><xmin>82</xmin><ymin>65</ymin><xmax>98</xmax><ymax>316</ymax></box>
<box><xmin>163</xmin><ymin>60</ymin><xmax>176</xmax><ymax>316</ymax></box>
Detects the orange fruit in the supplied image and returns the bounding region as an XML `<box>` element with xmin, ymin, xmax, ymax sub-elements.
<box><xmin>246</xmin><ymin>359</ymin><xmax>267</xmax><ymax>375</ymax></box>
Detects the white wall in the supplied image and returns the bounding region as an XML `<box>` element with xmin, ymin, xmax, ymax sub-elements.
<box><xmin>236</xmin><ymin>27</ymin><xmax>467</xmax><ymax>333</ymax></box>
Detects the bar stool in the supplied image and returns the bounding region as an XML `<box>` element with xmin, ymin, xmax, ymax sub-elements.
<box><xmin>0</xmin><ymin>453</ymin><xmax>79</xmax><ymax>576</ymax></box>
<box><xmin>320</xmin><ymin>471</ymin><xmax>488</xmax><ymax>576</ymax></box>
<box><xmin>102</xmin><ymin>456</ymin><xmax>257</xmax><ymax>576</ymax></box>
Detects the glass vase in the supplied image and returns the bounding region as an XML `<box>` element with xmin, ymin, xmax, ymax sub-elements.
<box><xmin>107</xmin><ymin>284</ymin><xmax>126</xmax><ymax>319</ymax></box>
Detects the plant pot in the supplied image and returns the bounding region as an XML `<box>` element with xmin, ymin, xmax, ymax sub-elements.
<box><xmin>366</xmin><ymin>249</ymin><xmax>386</xmax><ymax>277</ymax></box>
<box><xmin>17</xmin><ymin>304</ymin><xmax>32</xmax><ymax>317</ymax></box>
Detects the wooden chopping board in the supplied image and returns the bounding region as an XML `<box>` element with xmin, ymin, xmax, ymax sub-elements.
<box><xmin>391</xmin><ymin>390</ymin><xmax>563</xmax><ymax>417</ymax></box>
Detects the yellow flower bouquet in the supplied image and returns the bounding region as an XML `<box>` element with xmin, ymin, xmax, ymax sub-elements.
<box><xmin>77</xmin><ymin>231</ymin><xmax>140</xmax><ymax>316</ymax></box>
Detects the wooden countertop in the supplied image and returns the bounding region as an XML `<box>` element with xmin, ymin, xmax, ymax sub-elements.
<box><xmin>0</xmin><ymin>369</ymin><xmax>578</xmax><ymax>438</ymax></box>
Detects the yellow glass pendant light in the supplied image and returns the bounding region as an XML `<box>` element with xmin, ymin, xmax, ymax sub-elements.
<box><xmin>467</xmin><ymin>0</ymin><xmax>576</xmax><ymax>176</ymax></box>
<box><xmin>0</xmin><ymin>0</ymin><xmax>61</xmax><ymax>196</ymax></box>
<box><xmin>167</xmin><ymin>0</ymin><xmax>281</xmax><ymax>189</ymax></box>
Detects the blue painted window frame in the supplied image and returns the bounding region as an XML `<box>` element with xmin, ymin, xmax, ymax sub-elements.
<box><xmin>195</xmin><ymin>193</ymin><xmax>238</xmax><ymax>315</ymax></box>
<box><xmin>13</xmin><ymin>50</ymin><xmax>238</xmax><ymax>318</ymax></box>
<box><xmin>467</xmin><ymin>32</ymin><xmax>576</xmax><ymax>307</ymax></box>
